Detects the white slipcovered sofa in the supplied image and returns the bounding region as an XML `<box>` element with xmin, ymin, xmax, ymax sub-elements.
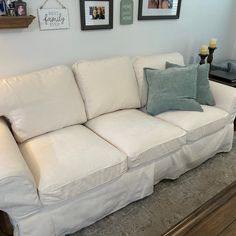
<box><xmin>0</xmin><ymin>53</ymin><xmax>236</xmax><ymax>236</ymax></box>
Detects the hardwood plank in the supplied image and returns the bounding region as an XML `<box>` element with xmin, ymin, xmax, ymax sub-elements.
<box><xmin>163</xmin><ymin>181</ymin><xmax>236</xmax><ymax>236</ymax></box>
<box><xmin>219</xmin><ymin>219</ymin><xmax>236</xmax><ymax>236</ymax></box>
<box><xmin>186</xmin><ymin>195</ymin><xmax>236</xmax><ymax>236</ymax></box>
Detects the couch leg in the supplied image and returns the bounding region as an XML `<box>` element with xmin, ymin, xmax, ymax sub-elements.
<box><xmin>0</xmin><ymin>211</ymin><xmax>13</xmax><ymax>236</ymax></box>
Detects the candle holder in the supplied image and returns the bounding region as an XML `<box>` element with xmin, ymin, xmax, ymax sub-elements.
<box><xmin>199</xmin><ymin>54</ymin><xmax>208</xmax><ymax>65</ymax></box>
<box><xmin>207</xmin><ymin>47</ymin><xmax>217</xmax><ymax>64</ymax></box>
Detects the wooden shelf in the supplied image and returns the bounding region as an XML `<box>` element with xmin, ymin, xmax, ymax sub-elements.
<box><xmin>0</xmin><ymin>15</ymin><xmax>35</xmax><ymax>29</ymax></box>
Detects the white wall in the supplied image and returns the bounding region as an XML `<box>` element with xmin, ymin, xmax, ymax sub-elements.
<box><xmin>230</xmin><ymin>1</ymin><xmax>236</xmax><ymax>59</ymax></box>
<box><xmin>0</xmin><ymin>0</ymin><xmax>235</xmax><ymax>77</ymax></box>
<box><xmin>233</xmin><ymin>43</ymin><xmax>236</xmax><ymax>59</ymax></box>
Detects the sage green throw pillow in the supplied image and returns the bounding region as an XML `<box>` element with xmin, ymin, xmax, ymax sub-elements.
<box><xmin>166</xmin><ymin>62</ymin><xmax>215</xmax><ymax>106</ymax></box>
<box><xmin>144</xmin><ymin>65</ymin><xmax>203</xmax><ymax>116</ymax></box>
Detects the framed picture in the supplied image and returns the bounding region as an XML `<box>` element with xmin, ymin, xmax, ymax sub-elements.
<box><xmin>138</xmin><ymin>0</ymin><xmax>182</xmax><ymax>20</ymax></box>
<box><xmin>0</xmin><ymin>0</ymin><xmax>6</xmax><ymax>15</ymax></box>
<box><xmin>15</xmin><ymin>0</ymin><xmax>27</xmax><ymax>16</ymax></box>
<box><xmin>80</xmin><ymin>0</ymin><xmax>113</xmax><ymax>30</ymax></box>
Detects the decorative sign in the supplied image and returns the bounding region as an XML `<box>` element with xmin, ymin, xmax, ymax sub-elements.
<box><xmin>38</xmin><ymin>0</ymin><xmax>69</xmax><ymax>30</ymax></box>
<box><xmin>38</xmin><ymin>8</ymin><xmax>69</xmax><ymax>30</ymax></box>
<box><xmin>120</xmin><ymin>0</ymin><xmax>133</xmax><ymax>25</ymax></box>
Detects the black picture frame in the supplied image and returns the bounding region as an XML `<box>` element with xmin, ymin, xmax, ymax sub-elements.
<box><xmin>15</xmin><ymin>0</ymin><xmax>27</xmax><ymax>16</ymax></box>
<box><xmin>80</xmin><ymin>0</ymin><xmax>113</xmax><ymax>30</ymax></box>
<box><xmin>138</xmin><ymin>0</ymin><xmax>182</xmax><ymax>20</ymax></box>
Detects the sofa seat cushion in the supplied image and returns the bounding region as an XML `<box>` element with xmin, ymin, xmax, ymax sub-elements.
<box><xmin>0</xmin><ymin>65</ymin><xmax>87</xmax><ymax>143</ymax></box>
<box><xmin>20</xmin><ymin>125</ymin><xmax>127</xmax><ymax>205</ymax></box>
<box><xmin>86</xmin><ymin>109</ymin><xmax>186</xmax><ymax>169</ymax></box>
<box><xmin>73</xmin><ymin>57</ymin><xmax>141</xmax><ymax>119</ymax></box>
<box><xmin>156</xmin><ymin>105</ymin><xmax>229</xmax><ymax>142</ymax></box>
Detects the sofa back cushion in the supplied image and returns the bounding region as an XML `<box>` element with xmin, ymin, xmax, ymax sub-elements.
<box><xmin>73</xmin><ymin>57</ymin><xmax>141</xmax><ymax>120</ymax></box>
<box><xmin>133</xmin><ymin>52</ymin><xmax>185</xmax><ymax>107</ymax></box>
<box><xmin>0</xmin><ymin>65</ymin><xmax>87</xmax><ymax>143</ymax></box>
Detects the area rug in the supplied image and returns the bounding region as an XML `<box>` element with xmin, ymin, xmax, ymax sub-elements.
<box><xmin>72</xmin><ymin>134</ymin><xmax>236</xmax><ymax>236</ymax></box>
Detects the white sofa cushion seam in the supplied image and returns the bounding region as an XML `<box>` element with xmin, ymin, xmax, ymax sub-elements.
<box><xmin>39</xmin><ymin>161</ymin><xmax>127</xmax><ymax>193</ymax></box>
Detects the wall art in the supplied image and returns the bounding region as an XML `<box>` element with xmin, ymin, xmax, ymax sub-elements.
<box><xmin>38</xmin><ymin>0</ymin><xmax>70</xmax><ymax>30</ymax></box>
<box><xmin>0</xmin><ymin>0</ymin><xmax>6</xmax><ymax>15</ymax></box>
<box><xmin>80</xmin><ymin>0</ymin><xmax>113</xmax><ymax>30</ymax></box>
<box><xmin>138</xmin><ymin>0</ymin><xmax>182</xmax><ymax>20</ymax></box>
<box><xmin>120</xmin><ymin>0</ymin><xmax>133</xmax><ymax>25</ymax></box>
<box><xmin>15</xmin><ymin>0</ymin><xmax>27</xmax><ymax>16</ymax></box>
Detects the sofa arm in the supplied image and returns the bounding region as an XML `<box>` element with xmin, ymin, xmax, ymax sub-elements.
<box><xmin>210</xmin><ymin>81</ymin><xmax>236</xmax><ymax>122</ymax></box>
<box><xmin>0</xmin><ymin>118</ymin><xmax>41</xmax><ymax>218</ymax></box>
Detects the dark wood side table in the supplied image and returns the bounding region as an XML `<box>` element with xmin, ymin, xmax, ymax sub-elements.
<box><xmin>209</xmin><ymin>70</ymin><xmax>236</xmax><ymax>130</ymax></box>
<box><xmin>209</xmin><ymin>70</ymin><xmax>236</xmax><ymax>87</ymax></box>
<box><xmin>0</xmin><ymin>211</ymin><xmax>13</xmax><ymax>236</ymax></box>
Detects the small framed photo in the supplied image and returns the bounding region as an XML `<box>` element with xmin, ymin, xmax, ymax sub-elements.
<box><xmin>15</xmin><ymin>0</ymin><xmax>27</xmax><ymax>16</ymax></box>
<box><xmin>138</xmin><ymin>0</ymin><xmax>182</xmax><ymax>20</ymax></box>
<box><xmin>80</xmin><ymin>0</ymin><xmax>113</xmax><ymax>30</ymax></box>
<box><xmin>0</xmin><ymin>0</ymin><xmax>7</xmax><ymax>16</ymax></box>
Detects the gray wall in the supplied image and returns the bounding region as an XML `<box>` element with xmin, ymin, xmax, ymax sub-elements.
<box><xmin>233</xmin><ymin>43</ymin><xmax>236</xmax><ymax>59</ymax></box>
<box><xmin>231</xmin><ymin>1</ymin><xmax>236</xmax><ymax>59</ymax></box>
<box><xmin>0</xmin><ymin>0</ymin><xmax>235</xmax><ymax>77</ymax></box>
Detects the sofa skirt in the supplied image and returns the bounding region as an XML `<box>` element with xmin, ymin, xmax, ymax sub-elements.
<box><xmin>13</xmin><ymin>162</ymin><xmax>155</xmax><ymax>236</ymax></box>
<box><xmin>154</xmin><ymin>123</ymin><xmax>234</xmax><ymax>184</ymax></box>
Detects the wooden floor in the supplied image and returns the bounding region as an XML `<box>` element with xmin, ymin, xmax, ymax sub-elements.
<box><xmin>163</xmin><ymin>181</ymin><xmax>236</xmax><ymax>236</ymax></box>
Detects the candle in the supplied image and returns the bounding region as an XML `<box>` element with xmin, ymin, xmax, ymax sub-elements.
<box><xmin>209</xmin><ymin>38</ymin><xmax>217</xmax><ymax>48</ymax></box>
<box><xmin>200</xmin><ymin>45</ymin><xmax>209</xmax><ymax>55</ymax></box>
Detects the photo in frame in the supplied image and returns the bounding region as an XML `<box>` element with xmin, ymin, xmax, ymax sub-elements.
<box><xmin>80</xmin><ymin>0</ymin><xmax>113</xmax><ymax>30</ymax></box>
<box><xmin>15</xmin><ymin>0</ymin><xmax>27</xmax><ymax>16</ymax></box>
<box><xmin>138</xmin><ymin>0</ymin><xmax>182</xmax><ymax>20</ymax></box>
<box><xmin>0</xmin><ymin>0</ymin><xmax>6</xmax><ymax>15</ymax></box>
